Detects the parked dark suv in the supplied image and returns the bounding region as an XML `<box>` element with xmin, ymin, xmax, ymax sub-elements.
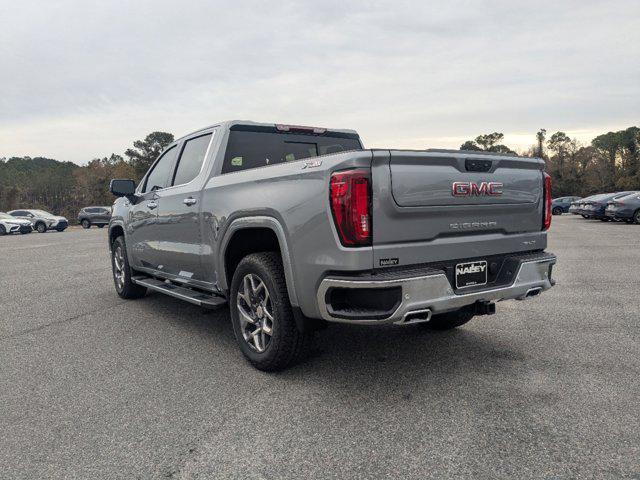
<box><xmin>605</xmin><ymin>192</ymin><xmax>640</xmax><ymax>223</ymax></box>
<box><xmin>78</xmin><ymin>206</ymin><xmax>112</xmax><ymax>229</ymax></box>
<box><xmin>552</xmin><ymin>196</ymin><xmax>581</xmax><ymax>215</ymax></box>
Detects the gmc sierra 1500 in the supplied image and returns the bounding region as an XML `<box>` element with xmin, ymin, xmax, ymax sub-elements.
<box><xmin>109</xmin><ymin>121</ymin><xmax>556</xmax><ymax>371</ymax></box>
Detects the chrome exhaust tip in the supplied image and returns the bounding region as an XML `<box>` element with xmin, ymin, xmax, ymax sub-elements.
<box><xmin>519</xmin><ymin>287</ymin><xmax>542</xmax><ymax>300</ymax></box>
<box><xmin>395</xmin><ymin>308</ymin><xmax>432</xmax><ymax>325</ymax></box>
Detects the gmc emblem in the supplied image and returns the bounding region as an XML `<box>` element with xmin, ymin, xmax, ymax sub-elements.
<box><xmin>452</xmin><ymin>181</ymin><xmax>503</xmax><ymax>196</ymax></box>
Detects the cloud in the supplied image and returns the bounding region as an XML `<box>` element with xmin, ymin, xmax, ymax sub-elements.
<box><xmin>0</xmin><ymin>0</ymin><xmax>638</xmax><ymax>163</ymax></box>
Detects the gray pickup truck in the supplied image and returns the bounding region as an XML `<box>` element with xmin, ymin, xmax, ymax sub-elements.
<box><xmin>108</xmin><ymin>121</ymin><xmax>556</xmax><ymax>371</ymax></box>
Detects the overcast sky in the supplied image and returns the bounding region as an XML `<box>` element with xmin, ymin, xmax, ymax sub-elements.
<box><xmin>0</xmin><ymin>0</ymin><xmax>638</xmax><ymax>164</ymax></box>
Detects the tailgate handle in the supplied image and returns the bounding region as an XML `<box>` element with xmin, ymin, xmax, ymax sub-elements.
<box><xmin>465</xmin><ymin>159</ymin><xmax>492</xmax><ymax>172</ymax></box>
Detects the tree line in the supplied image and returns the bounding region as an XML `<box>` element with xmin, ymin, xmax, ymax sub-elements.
<box><xmin>1</xmin><ymin>126</ymin><xmax>638</xmax><ymax>219</ymax></box>
<box><xmin>0</xmin><ymin>132</ymin><xmax>174</xmax><ymax>219</ymax></box>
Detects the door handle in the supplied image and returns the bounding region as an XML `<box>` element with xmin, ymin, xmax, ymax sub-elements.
<box><xmin>147</xmin><ymin>201</ymin><xmax>158</xmax><ymax>210</ymax></box>
<box><xmin>183</xmin><ymin>197</ymin><xmax>197</xmax><ymax>206</ymax></box>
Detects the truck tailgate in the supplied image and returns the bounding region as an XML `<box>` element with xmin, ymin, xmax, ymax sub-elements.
<box><xmin>371</xmin><ymin>150</ymin><xmax>546</xmax><ymax>268</ymax></box>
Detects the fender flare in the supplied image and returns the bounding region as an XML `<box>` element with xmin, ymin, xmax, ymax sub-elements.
<box><xmin>107</xmin><ymin>220</ymin><xmax>126</xmax><ymax>251</ymax></box>
<box><xmin>218</xmin><ymin>216</ymin><xmax>299</xmax><ymax>306</ymax></box>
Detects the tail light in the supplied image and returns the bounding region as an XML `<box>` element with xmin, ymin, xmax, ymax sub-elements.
<box><xmin>330</xmin><ymin>169</ymin><xmax>371</xmax><ymax>246</ymax></box>
<box><xmin>543</xmin><ymin>172</ymin><xmax>552</xmax><ymax>230</ymax></box>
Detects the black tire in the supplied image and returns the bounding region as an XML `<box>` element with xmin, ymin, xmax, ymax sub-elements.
<box><xmin>98</xmin><ymin>224</ymin><xmax>105</xmax><ymax>228</ymax></box>
<box><xmin>81</xmin><ymin>219</ymin><xmax>91</xmax><ymax>229</ymax></box>
<box><xmin>56</xmin><ymin>227</ymin><xmax>67</xmax><ymax>232</ymax></box>
<box><xmin>581</xmin><ymin>215</ymin><xmax>588</xmax><ymax>219</ymax></box>
<box><xmin>35</xmin><ymin>222</ymin><xmax>47</xmax><ymax>233</ymax></box>
<box><xmin>0</xmin><ymin>225</ymin><xmax>5</xmax><ymax>236</ymax></box>
<box><xmin>111</xmin><ymin>236</ymin><xmax>147</xmax><ymax>299</ymax></box>
<box><xmin>422</xmin><ymin>305</ymin><xmax>475</xmax><ymax>331</ymax></box>
<box><xmin>600</xmin><ymin>218</ymin><xmax>609</xmax><ymax>222</ymax></box>
<box><xmin>230</xmin><ymin>252</ymin><xmax>311</xmax><ymax>371</ymax></box>
<box><xmin>552</xmin><ymin>207</ymin><xmax>562</xmax><ymax>215</ymax></box>
<box><xmin>634</xmin><ymin>210</ymin><xmax>640</xmax><ymax>225</ymax></box>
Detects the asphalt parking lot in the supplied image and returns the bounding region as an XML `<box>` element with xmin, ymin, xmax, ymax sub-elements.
<box><xmin>1</xmin><ymin>216</ymin><xmax>639</xmax><ymax>479</ymax></box>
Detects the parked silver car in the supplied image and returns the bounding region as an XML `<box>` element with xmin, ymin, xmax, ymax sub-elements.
<box><xmin>8</xmin><ymin>209</ymin><xmax>69</xmax><ymax>233</ymax></box>
<box><xmin>0</xmin><ymin>212</ymin><xmax>33</xmax><ymax>235</ymax></box>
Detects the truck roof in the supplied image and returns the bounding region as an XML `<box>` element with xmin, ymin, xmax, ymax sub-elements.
<box><xmin>175</xmin><ymin>120</ymin><xmax>359</xmax><ymax>143</ymax></box>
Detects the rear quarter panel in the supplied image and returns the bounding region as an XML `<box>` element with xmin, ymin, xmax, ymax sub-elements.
<box><xmin>201</xmin><ymin>150</ymin><xmax>374</xmax><ymax>318</ymax></box>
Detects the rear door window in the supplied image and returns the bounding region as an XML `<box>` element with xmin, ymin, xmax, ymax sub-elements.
<box><xmin>222</xmin><ymin>129</ymin><xmax>362</xmax><ymax>174</ymax></box>
<box><xmin>172</xmin><ymin>133</ymin><xmax>212</xmax><ymax>186</ymax></box>
<box><xmin>143</xmin><ymin>146</ymin><xmax>178</xmax><ymax>193</ymax></box>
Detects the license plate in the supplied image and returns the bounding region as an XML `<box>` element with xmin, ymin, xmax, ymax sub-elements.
<box><xmin>455</xmin><ymin>260</ymin><xmax>488</xmax><ymax>289</ymax></box>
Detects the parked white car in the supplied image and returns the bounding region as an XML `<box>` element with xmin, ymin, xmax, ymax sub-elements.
<box><xmin>8</xmin><ymin>209</ymin><xmax>69</xmax><ymax>233</ymax></box>
<box><xmin>0</xmin><ymin>212</ymin><xmax>33</xmax><ymax>235</ymax></box>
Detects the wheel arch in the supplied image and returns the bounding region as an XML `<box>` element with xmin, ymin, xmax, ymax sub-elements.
<box><xmin>219</xmin><ymin>216</ymin><xmax>298</xmax><ymax>306</ymax></box>
<box><xmin>108</xmin><ymin>223</ymin><xmax>125</xmax><ymax>251</ymax></box>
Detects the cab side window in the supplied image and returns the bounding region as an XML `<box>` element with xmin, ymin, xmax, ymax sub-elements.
<box><xmin>143</xmin><ymin>146</ymin><xmax>178</xmax><ymax>193</ymax></box>
<box><xmin>172</xmin><ymin>133</ymin><xmax>212</xmax><ymax>186</ymax></box>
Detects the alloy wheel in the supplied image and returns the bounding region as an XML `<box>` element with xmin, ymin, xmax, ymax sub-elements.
<box><xmin>113</xmin><ymin>246</ymin><xmax>125</xmax><ymax>291</ymax></box>
<box><xmin>236</xmin><ymin>273</ymin><xmax>274</xmax><ymax>353</ymax></box>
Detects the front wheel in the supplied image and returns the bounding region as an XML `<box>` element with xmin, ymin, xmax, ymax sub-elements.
<box><xmin>634</xmin><ymin>210</ymin><xmax>640</xmax><ymax>224</ymax></box>
<box><xmin>552</xmin><ymin>207</ymin><xmax>562</xmax><ymax>215</ymax></box>
<box><xmin>81</xmin><ymin>219</ymin><xmax>91</xmax><ymax>229</ymax></box>
<box><xmin>230</xmin><ymin>252</ymin><xmax>311</xmax><ymax>371</ymax></box>
<box><xmin>422</xmin><ymin>305</ymin><xmax>476</xmax><ymax>330</ymax></box>
<box><xmin>98</xmin><ymin>224</ymin><xmax>105</xmax><ymax>229</ymax></box>
<box><xmin>0</xmin><ymin>225</ymin><xmax>5</xmax><ymax>236</ymax></box>
<box><xmin>111</xmin><ymin>236</ymin><xmax>147</xmax><ymax>299</ymax></box>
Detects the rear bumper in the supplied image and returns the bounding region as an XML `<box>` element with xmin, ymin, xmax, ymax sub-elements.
<box><xmin>316</xmin><ymin>252</ymin><xmax>556</xmax><ymax>325</ymax></box>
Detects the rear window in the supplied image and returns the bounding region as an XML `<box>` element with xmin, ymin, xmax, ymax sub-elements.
<box><xmin>222</xmin><ymin>129</ymin><xmax>362</xmax><ymax>174</ymax></box>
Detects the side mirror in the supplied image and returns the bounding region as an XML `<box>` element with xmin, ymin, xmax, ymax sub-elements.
<box><xmin>110</xmin><ymin>179</ymin><xmax>136</xmax><ymax>197</ymax></box>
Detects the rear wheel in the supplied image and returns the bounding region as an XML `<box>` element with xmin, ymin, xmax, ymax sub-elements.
<box><xmin>634</xmin><ymin>210</ymin><xmax>640</xmax><ymax>224</ymax></box>
<box><xmin>35</xmin><ymin>222</ymin><xmax>47</xmax><ymax>233</ymax></box>
<box><xmin>111</xmin><ymin>236</ymin><xmax>147</xmax><ymax>299</ymax></box>
<box><xmin>422</xmin><ymin>305</ymin><xmax>475</xmax><ymax>330</ymax></box>
<box><xmin>98</xmin><ymin>224</ymin><xmax>105</xmax><ymax>228</ymax></box>
<box><xmin>581</xmin><ymin>214</ymin><xmax>588</xmax><ymax>219</ymax></box>
<box><xmin>230</xmin><ymin>252</ymin><xmax>311</xmax><ymax>371</ymax></box>
<box><xmin>552</xmin><ymin>207</ymin><xmax>562</xmax><ymax>215</ymax></box>
<box><xmin>81</xmin><ymin>219</ymin><xmax>91</xmax><ymax>229</ymax></box>
<box><xmin>0</xmin><ymin>225</ymin><xmax>5</xmax><ymax>236</ymax></box>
